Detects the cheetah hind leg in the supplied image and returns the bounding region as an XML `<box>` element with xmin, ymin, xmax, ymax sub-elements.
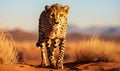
<box><xmin>56</xmin><ymin>38</ymin><xmax>66</xmax><ymax>69</ymax></box>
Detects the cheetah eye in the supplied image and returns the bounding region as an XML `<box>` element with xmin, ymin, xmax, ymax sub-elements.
<box><xmin>60</xmin><ymin>14</ymin><xmax>64</xmax><ymax>17</ymax></box>
<box><xmin>50</xmin><ymin>14</ymin><xmax>55</xmax><ymax>17</ymax></box>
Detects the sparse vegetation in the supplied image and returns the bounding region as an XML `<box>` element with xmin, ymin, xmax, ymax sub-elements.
<box><xmin>0</xmin><ymin>29</ymin><xmax>119</xmax><ymax>71</ymax></box>
<box><xmin>0</xmin><ymin>31</ymin><xmax>18</xmax><ymax>65</ymax></box>
<box><xmin>74</xmin><ymin>35</ymin><xmax>119</xmax><ymax>63</ymax></box>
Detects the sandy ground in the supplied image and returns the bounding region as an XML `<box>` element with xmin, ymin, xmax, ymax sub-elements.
<box><xmin>0</xmin><ymin>62</ymin><xmax>120</xmax><ymax>71</ymax></box>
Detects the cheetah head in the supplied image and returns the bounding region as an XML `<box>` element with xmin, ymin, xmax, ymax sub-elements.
<box><xmin>45</xmin><ymin>4</ymin><xmax>69</xmax><ymax>27</ymax></box>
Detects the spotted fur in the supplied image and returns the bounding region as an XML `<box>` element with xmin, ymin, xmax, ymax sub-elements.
<box><xmin>36</xmin><ymin>4</ymin><xmax>69</xmax><ymax>69</ymax></box>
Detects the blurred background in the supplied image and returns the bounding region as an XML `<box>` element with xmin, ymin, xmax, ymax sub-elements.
<box><xmin>0</xmin><ymin>0</ymin><xmax>120</xmax><ymax>42</ymax></box>
<box><xmin>0</xmin><ymin>0</ymin><xmax>120</xmax><ymax>66</ymax></box>
<box><xmin>0</xmin><ymin>0</ymin><xmax>120</xmax><ymax>36</ymax></box>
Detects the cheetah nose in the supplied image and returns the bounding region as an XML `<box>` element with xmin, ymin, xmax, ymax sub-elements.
<box><xmin>55</xmin><ymin>22</ymin><xmax>59</xmax><ymax>24</ymax></box>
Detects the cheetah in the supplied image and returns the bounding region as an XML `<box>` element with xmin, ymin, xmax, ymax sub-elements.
<box><xmin>36</xmin><ymin>4</ymin><xmax>69</xmax><ymax>69</ymax></box>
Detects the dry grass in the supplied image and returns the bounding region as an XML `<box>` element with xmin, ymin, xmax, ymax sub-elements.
<box><xmin>74</xmin><ymin>35</ymin><xmax>119</xmax><ymax>63</ymax></box>
<box><xmin>0</xmin><ymin>31</ymin><xmax>18</xmax><ymax>65</ymax></box>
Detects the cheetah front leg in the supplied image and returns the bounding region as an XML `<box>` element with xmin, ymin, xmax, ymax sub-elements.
<box><xmin>40</xmin><ymin>42</ymin><xmax>48</xmax><ymax>67</ymax></box>
<box><xmin>46</xmin><ymin>39</ymin><xmax>56</xmax><ymax>68</ymax></box>
<box><xmin>36</xmin><ymin>42</ymin><xmax>48</xmax><ymax>67</ymax></box>
<box><xmin>56</xmin><ymin>38</ymin><xmax>66</xmax><ymax>69</ymax></box>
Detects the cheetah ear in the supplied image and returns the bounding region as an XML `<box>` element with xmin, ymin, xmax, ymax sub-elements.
<box><xmin>45</xmin><ymin>5</ymin><xmax>51</xmax><ymax>11</ymax></box>
<box><xmin>63</xmin><ymin>5</ymin><xmax>69</xmax><ymax>13</ymax></box>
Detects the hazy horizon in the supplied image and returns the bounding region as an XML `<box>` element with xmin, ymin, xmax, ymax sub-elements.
<box><xmin>0</xmin><ymin>0</ymin><xmax>120</xmax><ymax>32</ymax></box>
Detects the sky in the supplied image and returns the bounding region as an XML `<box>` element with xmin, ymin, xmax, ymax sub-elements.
<box><xmin>0</xmin><ymin>0</ymin><xmax>120</xmax><ymax>32</ymax></box>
